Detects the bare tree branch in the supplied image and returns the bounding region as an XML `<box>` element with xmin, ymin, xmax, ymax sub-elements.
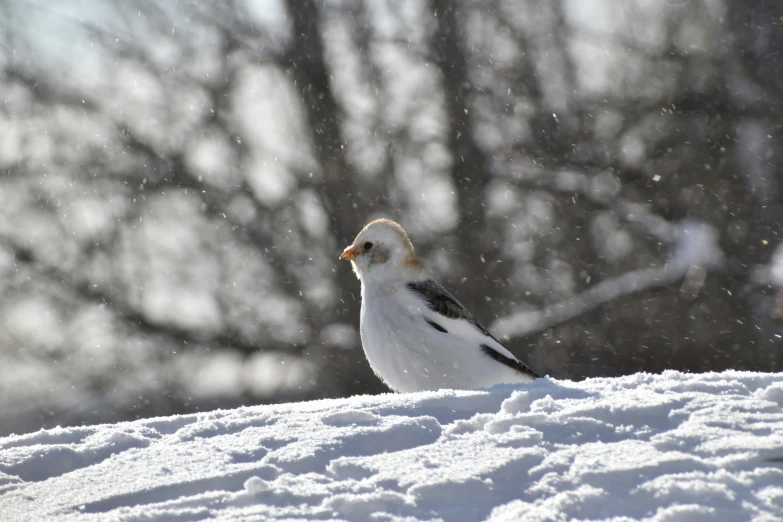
<box><xmin>492</xmin><ymin>221</ymin><xmax>724</xmax><ymax>338</ymax></box>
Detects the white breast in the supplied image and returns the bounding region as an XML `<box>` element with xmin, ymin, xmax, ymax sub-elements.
<box><xmin>358</xmin><ymin>281</ymin><xmax>528</xmax><ymax>392</ymax></box>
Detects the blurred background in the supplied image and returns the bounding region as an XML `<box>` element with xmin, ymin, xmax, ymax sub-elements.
<box><xmin>1</xmin><ymin>0</ymin><xmax>782</xmax><ymax>436</ymax></box>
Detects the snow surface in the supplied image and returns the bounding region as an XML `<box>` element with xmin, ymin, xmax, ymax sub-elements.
<box><xmin>2</xmin><ymin>371</ymin><xmax>783</xmax><ymax>521</ymax></box>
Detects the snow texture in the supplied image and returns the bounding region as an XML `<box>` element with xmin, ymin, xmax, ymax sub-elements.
<box><xmin>1</xmin><ymin>371</ymin><xmax>783</xmax><ymax>521</ymax></box>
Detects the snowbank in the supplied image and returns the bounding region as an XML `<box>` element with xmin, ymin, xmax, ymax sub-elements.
<box><xmin>1</xmin><ymin>371</ymin><xmax>783</xmax><ymax>521</ymax></box>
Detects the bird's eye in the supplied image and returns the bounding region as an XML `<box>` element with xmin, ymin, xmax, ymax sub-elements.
<box><xmin>364</xmin><ymin>241</ymin><xmax>374</xmax><ymax>250</ymax></box>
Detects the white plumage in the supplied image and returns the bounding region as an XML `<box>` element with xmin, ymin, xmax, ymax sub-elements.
<box><xmin>340</xmin><ymin>219</ymin><xmax>539</xmax><ymax>392</ymax></box>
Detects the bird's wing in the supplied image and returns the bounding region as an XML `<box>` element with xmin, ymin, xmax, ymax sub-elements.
<box><xmin>406</xmin><ymin>279</ymin><xmax>540</xmax><ymax>379</ymax></box>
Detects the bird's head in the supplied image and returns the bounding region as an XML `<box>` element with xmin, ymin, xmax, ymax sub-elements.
<box><xmin>340</xmin><ymin>219</ymin><xmax>423</xmax><ymax>283</ymax></box>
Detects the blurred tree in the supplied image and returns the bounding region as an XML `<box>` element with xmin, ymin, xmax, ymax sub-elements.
<box><xmin>0</xmin><ymin>0</ymin><xmax>780</xmax><ymax>436</ymax></box>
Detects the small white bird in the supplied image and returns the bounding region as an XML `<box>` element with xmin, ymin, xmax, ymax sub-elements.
<box><xmin>340</xmin><ymin>218</ymin><xmax>539</xmax><ymax>392</ymax></box>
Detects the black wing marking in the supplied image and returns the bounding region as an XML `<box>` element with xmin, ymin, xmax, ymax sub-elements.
<box><xmin>408</xmin><ymin>279</ymin><xmax>540</xmax><ymax>380</ymax></box>
<box><xmin>407</xmin><ymin>279</ymin><xmax>493</xmax><ymax>338</ymax></box>
<box><xmin>425</xmin><ymin>318</ymin><xmax>448</xmax><ymax>333</ymax></box>
<box><xmin>481</xmin><ymin>344</ymin><xmax>541</xmax><ymax>379</ymax></box>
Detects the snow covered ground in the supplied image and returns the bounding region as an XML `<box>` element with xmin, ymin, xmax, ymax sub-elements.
<box><xmin>1</xmin><ymin>371</ymin><xmax>783</xmax><ymax>521</ymax></box>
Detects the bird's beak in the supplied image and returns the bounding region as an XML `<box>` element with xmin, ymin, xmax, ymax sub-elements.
<box><xmin>340</xmin><ymin>245</ymin><xmax>357</xmax><ymax>261</ymax></box>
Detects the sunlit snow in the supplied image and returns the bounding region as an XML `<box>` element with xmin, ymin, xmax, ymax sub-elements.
<box><xmin>1</xmin><ymin>370</ymin><xmax>782</xmax><ymax>521</ymax></box>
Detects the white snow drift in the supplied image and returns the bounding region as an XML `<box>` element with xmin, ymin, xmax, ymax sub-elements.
<box><xmin>1</xmin><ymin>370</ymin><xmax>783</xmax><ymax>521</ymax></box>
